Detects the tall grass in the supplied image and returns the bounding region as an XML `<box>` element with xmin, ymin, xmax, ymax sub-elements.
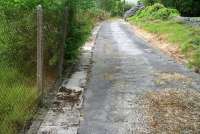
<box><xmin>0</xmin><ymin>65</ymin><xmax>38</xmax><ymax>134</ymax></box>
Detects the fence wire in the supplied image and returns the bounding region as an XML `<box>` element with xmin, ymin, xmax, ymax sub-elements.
<box><xmin>0</xmin><ymin>6</ymin><xmax>67</xmax><ymax>134</ymax></box>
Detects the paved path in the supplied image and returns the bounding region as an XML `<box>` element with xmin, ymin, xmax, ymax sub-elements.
<box><xmin>78</xmin><ymin>20</ymin><xmax>200</xmax><ymax>134</ymax></box>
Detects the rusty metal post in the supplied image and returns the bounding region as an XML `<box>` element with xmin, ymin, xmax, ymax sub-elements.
<box><xmin>37</xmin><ymin>5</ymin><xmax>44</xmax><ymax>101</ymax></box>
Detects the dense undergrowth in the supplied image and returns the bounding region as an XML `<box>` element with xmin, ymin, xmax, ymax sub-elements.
<box><xmin>129</xmin><ymin>3</ymin><xmax>200</xmax><ymax>72</ymax></box>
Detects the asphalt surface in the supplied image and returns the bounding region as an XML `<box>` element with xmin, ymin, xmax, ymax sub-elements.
<box><xmin>78</xmin><ymin>20</ymin><xmax>200</xmax><ymax>134</ymax></box>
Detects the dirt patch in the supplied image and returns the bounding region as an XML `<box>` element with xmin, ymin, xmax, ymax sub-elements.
<box><xmin>130</xmin><ymin>24</ymin><xmax>187</xmax><ymax>64</ymax></box>
<box><xmin>142</xmin><ymin>88</ymin><xmax>200</xmax><ymax>133</ymax></box>
<box><xmin>154</xmin><ymin>72</ymin><xmax>192</xmax><ymax>86</ymax></box>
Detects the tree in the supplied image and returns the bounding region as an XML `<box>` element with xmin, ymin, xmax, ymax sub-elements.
<box><xmin>141</xmin><ymin>0</ymin><xmax>200</xmax><ymax>16</ymax></box>
<box><xmin>99</xmin><ymin>0</ymin><xmax>124</xmax><ymax>16</ymax></box>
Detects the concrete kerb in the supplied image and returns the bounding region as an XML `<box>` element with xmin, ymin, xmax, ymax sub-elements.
<box><xmin>35</xmin><ymin>24</ymin><xmax>102</xmax><ymax>134</ymax></box>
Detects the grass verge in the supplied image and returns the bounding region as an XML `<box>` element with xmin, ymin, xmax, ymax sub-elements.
<box><xmin>0</xmin><ymin>66</ymin><xmax>38</xmax><ymax>134</ymax></box>
<box><xmin>129</xmin><ymin>4</ymin><xmax>200</xmax><ymax>72</ymax></box>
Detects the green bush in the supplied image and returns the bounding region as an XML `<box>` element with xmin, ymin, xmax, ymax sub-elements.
<box><xmin>153</xmin><ymin>8</ymin><xmax>179</xmax><ymax>20</ymax></box>
<box><xmin>64</xmin><ymin>7</ymin><xmax>109</xmax><ymax>63</ymax></box>
<box><xmin>134</xmin><ymin>3</ymin><xmax>179</xmax><ymax>20</ymax></box>
<box><xmin>0</xmin><ymin>9</ymin><xmax>37</xmax><ymax>75</ymax></box>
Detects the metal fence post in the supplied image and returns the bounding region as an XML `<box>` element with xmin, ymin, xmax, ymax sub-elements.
<box><xmin>37</xmin><ymin>5</ymin><xmax>44</xmax><ymax>101</ymax></box>
<box><xmin>59</xmin><ymin>7</ymin><xmax>68</xmax><ymax>80</ymax></box>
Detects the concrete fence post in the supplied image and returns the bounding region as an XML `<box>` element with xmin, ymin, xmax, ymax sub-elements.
<box><xmin>37</xmin><ymin>5</ymin><xmax>44</xmax><ymax>101</ymax></box>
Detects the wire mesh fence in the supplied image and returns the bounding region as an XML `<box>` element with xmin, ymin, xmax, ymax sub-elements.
<box><xmin>0</xmin><ymin>5</ymin><xmax>68</xmax><ymax>134</ymax></box>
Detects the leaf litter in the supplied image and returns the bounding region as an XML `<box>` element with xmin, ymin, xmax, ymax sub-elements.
<box><xmin>140</xmin><ymin>88</ymin><xmax>200</xmax><ymax>133</ymax></box>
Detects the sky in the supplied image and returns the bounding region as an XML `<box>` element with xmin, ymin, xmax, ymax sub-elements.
<box><xmin>126</xmin><ymin>0</ymin><xmax>138</xmax><ymax>4</ymax></box>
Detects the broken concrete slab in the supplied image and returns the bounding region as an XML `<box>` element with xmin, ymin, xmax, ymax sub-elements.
<box><xmin>60</xmin><ymin>71</ymin><xmax>87</xmax><ymax>89</ymax></box>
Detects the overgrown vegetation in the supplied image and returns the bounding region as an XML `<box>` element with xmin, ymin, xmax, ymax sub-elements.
<box><xmin>65</xmin><ymin>0</ymin><xmax>110</xmax><ymax>63</ymax></box>
<box><xmin>133</xmin><ymin>3</ymin><xmax>179</xmax><ymax>20</ymax></box>
<box><xmin>129</xmin><ymin>3</ymin><xmax>200</xmax><ymax>72</ymax></box>
<box><xmin>140</xmin><ymin>0</ymin><xmax>200</xmax><ymax>17</ymax></box>
<box><xmin>0</xmin><ymin>8</ymin><xmax>38</xmax><ymax>134</ymax></box>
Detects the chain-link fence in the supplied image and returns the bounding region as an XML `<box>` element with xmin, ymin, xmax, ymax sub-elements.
<box><xmin>0</xmin><ymin>5</ymin><xmax>68</xmax><ymax>134</ymax></box>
